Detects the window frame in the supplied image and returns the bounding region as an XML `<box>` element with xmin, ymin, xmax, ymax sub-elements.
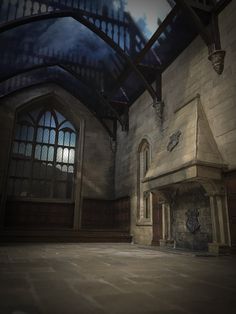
<box><xmin>7</xmin><ymin>105</ymin><xmax>78</xmax><ymax>202</ymax></box>
<box><xmin>137</xmin><ymin>138</ymin><xmax>153</xmax><ymax>225</ymax></box>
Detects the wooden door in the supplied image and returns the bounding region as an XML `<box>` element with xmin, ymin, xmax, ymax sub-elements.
<box><xmin>152</xmin><ymin>193</ymin><xmax>162</xmax><ymax>245</ymax></box>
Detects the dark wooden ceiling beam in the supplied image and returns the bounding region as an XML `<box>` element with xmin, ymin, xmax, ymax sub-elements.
<box><xmin>105</xmin><ymin>5</ymin><xmax>180</xmax><ymax>101</ymax></box>
<box><xmin>0</xmin><ymin>9</ymin><xmax>158</xmax><ymax>102</ymax></box>
<box><xmin>187</xmin><ymin>0</ymin><xmax>213</xmax><ymax>12</ymax></box>
<box><xmin>0</xmin><ymin>79</ymin><xmax>117</xmax><ymax>139</ymax></box>
<box><xmin>175</xmin><ymin>0</ymin><xmax>211</xmax><ymax>47</ymax></box>
<box><xmin>175</xmin><ymin>0</ymin><xmax>226</xmax><ymax>74</ymax></box>
<box><xmin>0</xmin><ymin>63</ymin><xmax>124</xmax><ymax>131</ymax></box>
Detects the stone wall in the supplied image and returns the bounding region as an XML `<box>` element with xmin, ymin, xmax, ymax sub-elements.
<box><xmin>115</xmin><ymin>1</ymin><xmax>236</xmax><ymax>245</ymax></box>
<box><xmin>172</xmin><ymin>183</ymin><xmax>212</xmax><ymax>251</ymax></box>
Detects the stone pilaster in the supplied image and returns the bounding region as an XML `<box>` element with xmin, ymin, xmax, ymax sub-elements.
<box><xmin>200</xmin><ymin>180</ymin><xmax>231</xmax><ymax>254</ymax></box>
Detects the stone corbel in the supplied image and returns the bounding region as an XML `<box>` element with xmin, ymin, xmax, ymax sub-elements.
<box><xmin>208</xmin><ymin>49</ymin><xmax>226</xmax><ymax>75</ymax></box>
<box><xmin>175</xmin><ymin>0</ymin><xmax>226</xmax><ymax>75</ymax></box>
<box><xmin>152</xmin><ymin>98</ymin><xmax>164</xmax><ymax>121</ymax></box>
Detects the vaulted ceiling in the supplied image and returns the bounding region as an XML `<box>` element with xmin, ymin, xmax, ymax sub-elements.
<box><xmin>0</xmin><ymin>0</ymin><xmax>230</xmax><ymax>138</ymax></box>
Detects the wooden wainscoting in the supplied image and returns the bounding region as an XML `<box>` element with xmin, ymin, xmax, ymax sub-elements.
<box><xmin>81</xmin><ymin>196</ymin><xmax>130</xmax><ymax>231</ymax></box>
<box><xmin>4</xmin><ymin>199</ymin><xmax>74</xmax><ymax>229</ymax></box>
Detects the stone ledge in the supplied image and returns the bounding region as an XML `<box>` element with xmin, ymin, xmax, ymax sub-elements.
<box><xmin>208</xmin><ymin>242</ymin><xmax>230</xmax><ymax>255</ymax></box>
<box><xmin>159</xmin><ymin>239</ymin><xmax>174</xmax><ymax>248</ymax></box>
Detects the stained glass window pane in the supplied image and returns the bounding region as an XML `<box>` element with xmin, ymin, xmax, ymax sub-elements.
<box><xmin>48</xmin><ymin>146</ymin><xmax>54</xmax><ymax>162</ymax></box>
<box><xmin>21</xmin><ymin>125</ymin><xmax>28</xmax><ymax>141</ymax></box>
<box><xmin>19</xmin><ymin>143</ymin><xmax>25</xmax><ymax>156</ymax></box>
<box><xmin>43</xmin><ymin>129</ymin><xmax>50</xmax><ymax>143</ymax></box>
<box><xmin>69</xmin><ymin>149</ymin><xmax>75</xmax><ymax>164</ymax></box>
<box><xmin>58</xmin><ymin>131</ymin><xmax>64</xmax><ymax>146</ymax></box>
<box><xmin>41</xmin><ymin>146</ymin><xmax>48</xmax><ymax>161</ymax></box>
<box><xmin>63</xmin><ymin>148</ymin><xmax>69</xmax><ymax>163</ymax></box>
<box><xmin>70</xmin><ymin>133</ymin><xmax>76</xmax><ymax>147</ymax></box>
<box><xmin>68</xmin><ymin>165</ymin><xmax>74</xmax><ymax>174</ymax></box>
<box><xmin>60</xmin><ymin>121</ymin><xmax>75</xmax><ymax>131</ymax></box>
<box><xmin>64</xmin><ymin>132</ymin><xmax>70</xmax><ymax>146</ymax></box>
<box><xmin>35</xmin><ymin>145</ymin><xmax>41</xmax><ymax>160</ymax></box>
<box><xmin>57</xmin><ymin>147</ymin><xmax>63</xmax><ymax>162</ymax></box>
<box><xmin>37</xmin><ymin>128</ymin><xmax>43</xmax><ymax>142</ymax></box>
<box><xmin>27</xmin><ymin>126</ymin><xmax>34</xmax><ymax>141</ymax></box>
<box><xmin>55</xmin><ymin>110</ymin><xmax>65</xmax><ymax>124</ymax></box>
<box><xmin>26</xmin><ymin>144</ymin><xmax>32</xmax><ymax>157</ymax></box>
<box><xmin>49</xmin><ymin>130</ymin><xmax>56</xmax><ymax>144</ymax></box>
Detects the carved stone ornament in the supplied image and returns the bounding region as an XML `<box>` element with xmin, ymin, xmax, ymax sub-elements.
<box><xmin>167</xmin><ymin>130</ymin><xmax>181</xmax><ymax>152</ymax></box>
<box><xmin>208</xmin><ymin>49</ymin><xmax>226</xmax><ymax>75</ymax></box>
<box><xmin>152</xmin><ymin>100</ymin><xmax>164</xmax><ymax>120</ymax></box>
<box><xmin>186</xmin><ymin>208</ymin><xmax>200</xmax><ymax>234</ymax></box>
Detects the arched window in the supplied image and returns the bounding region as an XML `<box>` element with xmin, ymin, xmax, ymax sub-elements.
<box><xmin>7</xmin><ymin>107</ymin><xmax>77</xmax><ymax>200</ymax></box>
<box><xmin>137</xmin><ymin>139</ymin><xmax>152</xmax><ymax>222</ymax></box>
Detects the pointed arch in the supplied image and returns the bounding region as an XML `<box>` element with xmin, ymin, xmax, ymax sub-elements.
<box><xmin>137</xmin><ymin>138</ymin><xmax>152</xmax><ymax>223</ymax></box>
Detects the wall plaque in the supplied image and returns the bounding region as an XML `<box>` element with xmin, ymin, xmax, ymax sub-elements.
<box><xmin>167</xmin><ymin>130</ymin><xmax>181</xmax><ymax>152</ymax></box>
<box><xmin>186</xmin><ymin>208</ymin><xmax>200</xmax><ymax>233</ymax></box>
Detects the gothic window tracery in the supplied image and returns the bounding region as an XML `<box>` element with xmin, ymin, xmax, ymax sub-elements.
<box><xmin>8</xmin><ymin>106</ymin><xmax>77</xmax><ymax>200</ymax></box>
<box><xmin>137</xmin><ymin>139</ymin><xmax>152</xmax><ymax>222</ymax></box>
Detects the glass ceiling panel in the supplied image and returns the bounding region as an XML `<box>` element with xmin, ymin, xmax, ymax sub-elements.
<box><xmin>0</xmin><ymin>17</ymin><xmax>126</xmax><ymax>94</ymax></box>
<box><xmin>121</xmin><ymin>0</ymin><xmax>175</xmax><ymax>40</ymax></box>
<box><xmin>0</xmin><ymin>0</ymin><xmax>175</xmax><ymax>56</ymax></box>
<box><xmin>0</xmin><ymin>66</ymin><xmax>108</xmax><ymax>114</ymax></box>
<box><xmin>0</xmin><ymin>0</ymin><xmax>215</xmax><ymax>111</ymax></box>
<box><xmin>112</xmin><ymin>71</ymin><xmax>145</xmax><ymax>104</ymax></box>
<box><xmin>148</xmin><ymin>8</ymin><xmax>205</xmax><ymax>68</ymax></box>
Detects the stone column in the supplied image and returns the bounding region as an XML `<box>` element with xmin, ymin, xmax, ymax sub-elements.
<box><xmin>162</xmin><ymin>203</ymin><xmax>166</xmax><ymax>240</ymax></box>
<box><xmin>160</xmin><ymin>202</ymin><xmax>173</xmax><ymax>247</ymax></box>
<box><xmin>201</xmin><ymin>181</ymin><xmax>231</xmax><ymax>254</ymax></box>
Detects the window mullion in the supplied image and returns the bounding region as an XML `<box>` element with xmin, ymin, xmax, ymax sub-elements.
<box><xmin>51</xmin><ymin>126</ymin><xmax>59</xmax><ymax>199</ymax></box>
<box><xmin>28</xmin><ymin>125</ymin><xmax>37</xmax><ymax>197</ymax></box>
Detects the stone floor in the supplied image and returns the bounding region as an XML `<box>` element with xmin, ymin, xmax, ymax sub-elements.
<box><xmin>0</xmin><ymin>243</ymin><xmax>236</xmax><ymax>314</ymax></box>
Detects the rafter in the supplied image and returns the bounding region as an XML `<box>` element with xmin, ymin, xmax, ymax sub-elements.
<box><xmin>0</xmin><ymin>9</ymin><xmax>158</xmax><ymax>102</ymax></box>
<box><xmin>175</xmin><ymin>0</ymin><xmax>211</xmax><ymax>47</ymax></box>
<box><xmin>0</xmin><ymin>63</ymin><xmax>124</xmax><ymax>133</ymax></box>
<box><xmin>0</xmin><ymin>79</ymin><xmax>118</xmax><ymax>139</ymax></box>
<box><xmin>175</xmin><ymin>0</ymin><xmax>226</xmax><ymax>74</ymax></box>
<box><xmin>105</xmin><ymin>6</ymin><xmax>180</xmax><ymax>102</ymax></box>
<box><xmin>187</xmin><ymin>0</ymin><xmax>214</xmax><ymax>12</ymax></box>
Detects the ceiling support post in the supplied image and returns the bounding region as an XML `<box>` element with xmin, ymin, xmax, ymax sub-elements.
<box><xmin>152</xmin><ymin>71</ymin><xmax>164</xmax><ymax>121</ymax></box>
<box><xmin>208</xmin><ymin>12</ymin><xmax>226</xmax><ymax>75</ymax></box>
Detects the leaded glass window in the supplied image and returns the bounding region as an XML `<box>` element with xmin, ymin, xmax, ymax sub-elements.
<box><xmin>8</xmin><ymin>107</ymin><xmax>77</xmax><ymax>200</ymax></box>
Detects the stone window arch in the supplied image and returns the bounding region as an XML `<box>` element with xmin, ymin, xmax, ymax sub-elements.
<box><xmin>7</xmin><ymin>105</ymin><xmax>78</xmax><ymax>200</ymax></box>
<box><xmin>137</xmin><ymin>139</ymin><xmax>152</xmax><ymax>223</ymax></box>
